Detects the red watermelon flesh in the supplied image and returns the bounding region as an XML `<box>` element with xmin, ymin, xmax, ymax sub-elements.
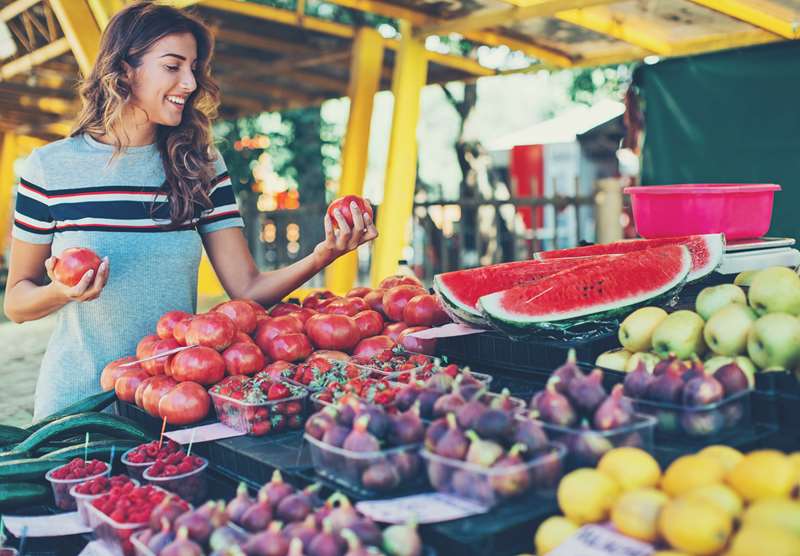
<box><xmin>534</xmin><ymin>233</ymin><xmax>724</xmax><ymax>282</ymax></box>
<box><xmin>480</xmin><ymin>245</ymin><xmax>691</xmax><ymax>328</ymax></box>
<box><xmin>433</xmin><ymin>255</ymin><xmax>618</xmax><ymax>326</ymax></box>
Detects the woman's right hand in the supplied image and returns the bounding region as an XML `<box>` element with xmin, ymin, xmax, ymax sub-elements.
<box><xmin>44</xmin><ymin>256</ymin><xmax>110</xmax><ymax>302</ymax></box>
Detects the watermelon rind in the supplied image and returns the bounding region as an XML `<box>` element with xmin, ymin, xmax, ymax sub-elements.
<box><xmin>686</xmin><ymin>233</ymin><xmax>725</xmax><ymax>281</ymax></box>
<box><xmin>434</xmin><ymin>283</ymin><xmax>493</xmax><ymax>328</ymax></box>
<box><xmin>480</xmin><ymin>245</ymin><xmax>692</xmax><ymax>335</ymax></box>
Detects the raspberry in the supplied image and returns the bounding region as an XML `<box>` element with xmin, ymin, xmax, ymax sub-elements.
<box><xmin>177</xmin><ymin>461</ymin><xmax>193</xmax><ymax>474</ymax></box>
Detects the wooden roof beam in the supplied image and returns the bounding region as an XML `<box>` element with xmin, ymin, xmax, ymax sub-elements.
<box><xmin>686</xmin><ymin>0</ymin><xmax>799</xmax><ymax>40</ymax></box>
<box><xmin>0</xmin><ymin>37</ymin><xmax>70</xmax><ymax>80</ymax></box>
<box><xmin>213</xmin><ymin>27</ymin><xmax>316</xmax><ymax>55</ymax></box>
<box><xmin>1</xmin><ymin>0</ymin><xmax>42</xmax><ymax>22</ymax></box>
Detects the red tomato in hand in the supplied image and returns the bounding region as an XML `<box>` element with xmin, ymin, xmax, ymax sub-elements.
<box><xmin>222</xmin><ymin>342</ymin><xmax>265</xmax><ymax>376</ymax></box>
<box><xmin>156</xmin><ymin>310</ymin><xmax>192</xmax><ymax>340</ymax></box>
<box><xmin>266</xmin><ymin>333</ymin><xmax>313</xmax><ymax>362</ymax></box>
<box><xmin>378</xmin><ymin>274</ymin><xmax>422</xmax><ymax>290</ymax></box>
<box><xmin>397</xmin><ymin>326</ymin><xmax>437</xmax><ymax>355</ymax></box>
<box><xmin>186</xmin><ymin>312</ymin><xmax>237</xmax><ymax>351</ymax></box>
<box><xmin>383</xmin><ymin>285</ymin><xmax>426</xmax><ymax>322</ymax></box>
<box><xmin>254</xmin><ymin>315</ymin><xmax>305</xmax><ymax>353</ymax></box>
<box><xmin>354</xmin><ymin>310</ymin><xmax>384</xmax><ymax>338</ymax></box>
<box><xmin>142</xmin><ymin>338</ymin><xmax>180</xmax><ymax>376</ymax></box>
<box><xmin>53</xmin><ymin>247</ymin><xmax>101</xmax><ymax>287</ymax></box>
<box><xmin>100</xmin><ymin>356</ymin><xmax>139</xmax><ymax>391</ymax></box>
<box><xmin>305</xmin><ymin>313</ymin><xmax>361</xmax><ymax>351</ymax></box>
<box><xmin>382</xmin><ymin>321</ymin><xmax>409</xmax><ymax>342</ymax></box>
<box><xmin>322</xmin><ymin>297</ymin><xmax>368</xmax><ymax>317</ymax></box>
<box><xmin>326</xmin><ymin>195</ymin><xmax>373</xmax><ymax>230</ymax></box>
<box><xmin>115</xmin><ymin>369</ymin><xmax>149</xmax><ymax>403</ymax></box>
<box><xmin>142</xmin><ymin>376</ymin><xmax>177</xmax><ymax>417</ymax></box>
<box><xmin>214</xmin><ymin>300</ymin><xmax>257</xmax><ymax>334</ymax></box>
<box><xmin>353</xmin><ymin>335</ymin><xmax>396</xmax><ymax>359</ymax></box>
<box><xmin>171</xmin><ymin>346</ymin><xmax>226</xmax><ymax>385</ymax></box>
<box><xmin>158</xmin><ymin>382</ymin><xmax>210</xmax><ymax>425</ymax></box>
<box><xmin>402</xmin><ymin>294</ymin><xmax>451</xmax><ymax>327</ymax></box>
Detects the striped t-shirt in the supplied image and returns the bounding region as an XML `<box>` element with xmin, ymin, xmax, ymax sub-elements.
<box><xmin>12</xmin><ymin>133</ymin><xmax>244</xmax><ymax>421</ymax></box>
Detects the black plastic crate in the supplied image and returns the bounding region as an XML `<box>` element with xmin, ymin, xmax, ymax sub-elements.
<box><xmin>652</xmin><ymin>423</ymin><xmax>781</xmax><ymax>466</ymax></box>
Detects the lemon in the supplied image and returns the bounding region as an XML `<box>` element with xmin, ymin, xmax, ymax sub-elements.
<box><xmin>683</xmin><ymin>484</ymin><xmax>744</xmax><ymax>519</ymax></box>
<box><xmin>557</xmin><ymin>468</ymin><xmax>620</xmax><ymax>524</ymax></box>
<box><xmin>598</xmin><ymin>447</ymin><xmax>661</xmax><ymax>491</ymax></box>
<box><xmin>727</xmin><ymin>525</ymin><xmax>800</xmax><ymax>556</ymax></box>
<box><xmin>789</xmin><ymin>452</ymin><xmax>800</xmax><ymax>490</ymax></box>
<box><xmin>658</xmin><ymin>498</ymin><xmax>732</xmax><ymax>556</ymax></box>
<box><xmin>726</xmin><ymin>450</ymin><xmax>795</xmax><ymax>502</ymax></box>
<box><xmin>534</xmin><ymin>516</ymin><xmax>579</xmax><ymax>555</ymax></box>
<box><xmin>610</xmin><ymin>488</ymin><xmax>669</xmax><ymax>543</ymax></box>
<box><xmin>698</xmin><ymin>445</ymin><xmax>744</xmax><ymax>472</ymax></box>
<box><xmin>661</xmin><ymin>455</ymin><xmax>726</xmax><ymax>497</ymax></box>
<box><xmin>741</xmin><ymin>498</ymin><xmax>800</xmax><ymax>536</ymax></box>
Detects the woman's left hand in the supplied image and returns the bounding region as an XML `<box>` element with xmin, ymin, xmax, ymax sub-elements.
<box><xmin>314</xmin><ymin>201</ymin><xmax>379</xmax><ymax>266</ymax></box>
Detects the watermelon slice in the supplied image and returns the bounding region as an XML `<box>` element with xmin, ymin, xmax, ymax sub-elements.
<box><xmin>534</xmin><ymin>233</ymin><xmax>724</xmax><ymax>282</ymax></box>
<box><xmin>480</xmin><ymin>245</ymin><xmax>691</xmax><ymax>332</ymax></box>
<box><xmin>433</xmin><ymin>256</ymin><xmax>618</xmax><ymax>327</ymax></box>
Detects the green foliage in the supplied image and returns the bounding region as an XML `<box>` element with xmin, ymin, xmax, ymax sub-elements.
<box><xmin>567</xmin><ymin>63</ymin><xmax>635</xmax><ymax>105</ymax></box>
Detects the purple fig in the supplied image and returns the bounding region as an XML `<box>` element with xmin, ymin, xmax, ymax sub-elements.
<box><xmin>325</xmin><ymin>493</ymin><xmax>360</xmax><ymax>533</ymax></box>
<box><xmin>534</xmin><ymin>378</ymin><xmax>577</xmax><ymax>427</ymax></box>
<box><xmin>458</xmin><ymin>368</ymin><xmax>482</xmax><ymax>386</ymax></box>
<box><xmin>416</xmin><ymin>388</ymin><xmax>443</xmax><ymax>420</ymax></box>
<box><xmin>680</xmin><ymin>410</ymin><xmax>725</xmax><ymax>436</ymax></box>
<box><xmin>489</xmin><ymin>444</ymin><xmax>531</xmax><ymax>497</ymax></box>
<box><xmin>391</xmin><ymin>451</ymin><xmax>421</xmax><ymax>479</ymax></box>
<box><xmin>308</xmin><ymin>518</ymin><xmax>345</xmax><ymax>556</ymax></box>
<box><xmin>426</xmin><ymin>373</ymin><xmax>454</xmax><ymax>393</ymax></box>
<box><xmin>288</xmin><ymin>538</ymin><xmax>304</xmax><ymax>556</ymax></box>
<box><xmin>148</xmin><ymin>519</ymin><xmax>175</xmax><ymax>554</ymax></box>
<box><xmin>513</xmin><ymin>414</ymin><xmax>548</xmax><ymax>452</ymax></box>
<box><xmin>388</xmin><ymin>402</ymin><xmax>424</xmax><ymax>446</ymax></box>
<box><xmin>426</xmin><ymin>460</ymin><xmax>451</xmax><ymax>490</ymax></box>
<box><xmin>343</xmin><ymin>415</ymin><xmax>380</xmax><ymax>452</ymax></box>
<box><xmin>209</xmin><ymin>524</ymin><xmax>249</xmax><ymax>552</ymax></box>
<box><xmin>239</xmin><ymin>490</ymin><xmax>272</xmax><ymax>533</ymax></box>
<box><xmin>681</xmin><ymin>356</ymin><xmax>706</xmax><ymax>383</ymax></box>
<box><xmin>456</xmin><ymin>398</ymin><xmax>488</xmax><ymax>430</ymax></box>
<box><xmin>361</xmin><ymin>406</ymin><xmax>391</xmax><ymax>440</ymax></box>
<box><xmin>259</xmin><ymin>469</ymin><xmax>295</xmax><ymax>509</ymax></box>
<box><xmin>305</xmin><ymin>407</ymin><xmax>338</xmax><ymax>440</ymax></box>
<box><xmin>434</xmin><ymin>413</ymin><xmax>468</xmax><ymax>460</ymax></box>
<box><xmin>653</xmin><ymin>354</ymin><xmax>688</xmax><ymax>377</ymax></box>
<box><xmin>341</xmin><ymin>528</ymin><xmax>373</xmax><ymax>556</ymax></box>
<box><xmin>394</xmin><ymin>382</ymin><xmax>421</xmax><ymax>412</ymax></box>
<box><xmin>566</xmin><ymin>420</ymin><xmax>613</xmax><ymax>466</ymax></box>
<box><xmin>149</xmin><ymin>495</ymin><xmax>190</xmax><ymax>531</ymax></box>
<box><xmin>566</xmin><ymin>368</ymin><xmax>607</xmax><ymax>415</ymax></box>
<box><xmin>347</xmin><ymin>519</ymin><xmax>383</xmax><ymax>547</ymax></box>
<box><xmin>645</xmin><ymin>362</ymin><xmax>685</xmax><ymax>403</ymax></box>
<box><xmin>382</xmin><ymin>520</ymin><xmax>422</xmax><ymax>556</ymax></box>
<box><xmin>474</xmin><ymin>409</ymin><xmax>514</xmax><ymax>442</ymax></box>
<box><xmin>424</xmin><ymin>417</ymin><xmax>448</xmax><ymax>452</ymax></box>
<box><xmin>529</xmin><ymin>446</ymin><xmax>564</xmax><ymax>488</ymax></box>
<box><xmin>322</xmin><ymin>424</ymin><xmax>350</xmax><ymax>449</ymax></box>
<box><xmin>450</xmin><ymin>468</ymin><xmax>481</xmax><ymax>500</ymax></box>
<box><xmin>161</xmin><ymin>527</ymin><xmax>202</xmax><ymax>556</ymax></box>
<box><xmin>458</xmin><ymin>382</ymin><xmax>483</xmax><ymax>401</ymax></box>
<box><xmin>465</xmin><ymin>430</ymin><xmax>504</xmax><ymax>467</ymax></box>
<box><xmin>682</xmin><ymin>375</ymin><xmax>724</xmax><ymax>406</ymax></box>
<box><xmin>174</xmin><ymin>503</ymin><xmax>214</xmax><ymax>545</ymax></box>
<box><xmin>276</xmin><ymin>484</ymin><xmax>319</xmax><ymax>523</ymax></box>
<box><xmin>488</xmin><ymin>388</ymin><xmax>520</xmax><ymax>412</ymax></box>
<box><xmin>593</xmin><ymin>384</ymin><xmax>634</xmax><ymax>431</ymax></box>
<box><xmin>284</xmin><ymin>515</ymin><xmax>318</xmax><ymax>547</ymax></box>
<box><xmin>362</xmin><ymin>461</ymin><xmax>401</xmax><ymax>492</ymax></box>
<box><xmin>226</xmin><ymin>482</ymin><xmax>254</xmax><ymax>524</ymax></box>
<box><xmin>432</xmin><ymin>390</ymin><xmax>465</xmax><ymax>418</ymax></box>
<box><xmin>713</xmin><ymin>363</ymin><xmax>749</xmax><ymax>396</ymax></box>
<box><xmin>243</xmin><ymin>522</ymin><xmax>290</xmax><ymax>556</ymax></box>
<box><xmin>623</xmin><ymin>360</ymin><xmax>654</xmax><ymax>399</ymax></box>
<box><xmin>552</xmin><ymin>349</ymin><xmax>580</xmax><ymax>393</ymax></box>
<box><xmin>336</xmin><ymin>399</ymin><xmax>358</xmax><ymax>427</ymax></box>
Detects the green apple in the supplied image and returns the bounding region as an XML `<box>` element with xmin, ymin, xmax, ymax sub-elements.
<box><xmin>734</xmin><ymin>270</ymin><xmax>758</xmax><ymax>287</ymax></box>
<box><xmin>624</xmin><ymin>351</ymin><xmax>661</xmax><ymax>373</ymax></box>
<box><xmin>746</xmin><ymin>313</ymin><xmax>800</xmax><ymax>369</ymax></box>
<box><xmin>735</xmin><ymin>356</ymin><xmax>757</xmax><ymax>387</ymax></box>
<box><xmin>652</xmin><ymin>310</ymin><xmax>706</xmax><ymax>359</ymax></box>
<box><xmin>695</xmin><ymin>284</ymin><xmax>747</xmax><ymax>320</ymax></box>
<box><xmin>704</xmin><ymin>355</ymin><xmax>756</xmax><ymax>387</ymax></box>
<box><xmin>595</xmin><ymin>348</ymin><xmax>632</xmax><ymax>372</ymax></box>
<box><xmin>618</xmin><ymin>307</ymin><xmax>668</xmax><ymax>352</ymax></box>
<box><xmin>748</xmin><ymin>267</ymin><xmax>800</xmax><ymax>316</ymax></box>
<box><xmin>703</xmin><ymin>303</ymin><xmax>757</xmax><ymax>356</ymax></box>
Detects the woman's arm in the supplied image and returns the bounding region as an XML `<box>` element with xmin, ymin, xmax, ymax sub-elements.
<box><xmin>3</xmin><ymin>238</ymin><xmax>110</xmax><ymax>324</ymax></box>
<box><xmin>203</xmin><ymin>205</ymin><xmax>378</xmax><ymax>306</ymax></box>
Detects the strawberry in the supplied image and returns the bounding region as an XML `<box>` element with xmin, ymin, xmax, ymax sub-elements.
<box><xmin>266</xmin><ymin>382</ymin><xmax>290</xmax><ymax>400</ymax></box>
<box><xmin>251</xmin><ymin>420</ymin><xmax>272</xmax><ymax>435</ymax></box>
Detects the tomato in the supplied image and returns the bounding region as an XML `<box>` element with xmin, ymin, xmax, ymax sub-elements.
<box><xmin>397</xmin><ymin>326</ymin><xmax>437</xmax><ymax>355</ymax></box>
<box><xmin>136</xmin><ymin>334</ymin><xmax>160</xmax><ymax>360</ymax></box>
<box><xmin>292</xmin><ymin>307</ymin><xmax>316</xmax><ymax>324</ymax></box>
<box><xmin>254</xmin><ymin>315</ymin><xmax>305</xmax><ymax>353</ymax></box>
<box><xmin>346</xmin><ymin>287</ymin><xmax>372</xmax><ymax>298</ymax></box>
<box><xmin>156</xmin><ymin>310</ymin><xmax>192</xmax><ymax>340</ymax></box>
<box><xmin>353</xmin><ymin>335</ymin><xmax>396</xmax><ymax>359</ymax></box>
<box><xmin>234</xmin><ymin>331</ymin><xmax>256</xmax><ymax>345</ymax></box>
<box><xmin>171</xmin><ymin>346</ymin><xmax>226</xmax><ymax>385</ymax></box>
<box><xmin>326</xmin><ymin>195</ymin><xmax>373</xmax><ymax>231</ymax></box>
<box><xmin>302</xmin><ymin>290</ymin><xmax>335</xmax><ymax>310</ymax></box>
<box><xmin>353</xmin><ymin>310</ymin><xmax>384</xmax><ymax>338</ymax></box>
<box><xmin>213</xmin><ymin>300</ymin><xmax>257</xmax><ymax>334</ymax></box>
<box><xmin>378</xmin><ymin>274</ymin><xmax>422</xmax><ymax>290</ymax></box>
<box><xmin>135</xmin><ymin>376</ymin><xmax>158</xmax><ymax>408</ymax></box>
<box><xmin>382</xmin><ymin>285</ymin><xmax>427</xmax><ymax>322</ymax></box>
<box><xmin>322</xmin><ymin>297</ymin><xmax>368</xmax><ymax>317</ymax></box>
<box><xmin>100</xmin><ymin>356</ymin><xmax>139</xmax><ymax>391</ymax></box>
<box><xmin>53</xmin><ymin>247</ymin><xmax>101</xmax><ymax>287</ymax></box>
<box><xmin>382</xmin><ymin>321</ymin><xmax>409</xmax><ymax>342</ymax></box>
<box><xmin>142</xmin><ymin>338</ymin><xmax>180</xmax><ymax>376</ymax></box>
<box><xmin>222</xmin><ymin>342</ymin><xmax>265</xmax><ymax>376</ymax></box>
<box><xmin>305</xmin><ymin>313</ymin><xmax>361</xmax><ymax>352</ymax></box>
<box><xmin>363</xmin><ymin>289</ymin><xmax>386</xmax><ymax>315</ymax></box>
<box><xmin>307</xmin><ymin>350</ymin><xmax>350</xmax><ymax>363</ymax></box>
<box><xmin>241</xmin><ymin>299</ymin><xmax>269</xmax><ymax>316</ymax></box>
<box><xmin>158</xmin><ymin>382</ymin><xmax>210</xmax><ymax>425</ymax></box>
<box><xmin>142</xmin><ymin>376</ymin><xmax>177</xmax><ymax>417</ymax></box>
<box><xmin>266</xmin><ymin>333</ymin><xmax>313</xmax><ymax>362</ymax></box>
<box><xmin>115</xmin><ymin>369</ymin><xmax>149</xmax><ymax>403</ymax></box>
<box><xmin>270</xmin><ymin>303</ymin><xmax>302</xmax><ymax>317</ymax></box>
<box><xmin>172</xmin><ymin>316</ymin><xmax>193</xmax><ymax>346</ymax></box>
<box><xmin>402</xmin><ymin>294</ymin><xmax>451</xmax><ymax>327</ymax></box>
<box><xmin>261</xmin><ymin>360</ymin><xmax>296</xmax><ymax>380</ymax></box>
<box><xmin>185</xmin><ymin>312</ymin><xmax>237</xmax><ymax>351</ymax></box>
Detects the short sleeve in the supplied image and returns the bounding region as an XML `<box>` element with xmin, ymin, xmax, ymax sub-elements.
<box><xmin>197</xmin><ymin>152</ymin><xmax>245</xmax><ymax>235</ymax></box>
<box><xmin>12</xmin><ymin>149</ymin><xmax>55</xmax><ymax>245</ymax></box>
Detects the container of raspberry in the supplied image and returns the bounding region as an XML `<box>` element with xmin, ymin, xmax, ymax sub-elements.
<box><xmin>45</xmin><ymin>458</ymin><xmax>110</xmax><ymax>511</ymax></box>
<box><xmin>70</xmin><ymin>475</ymin><xmax>139</xmax><ymax>526</ymax></box>
<box><xmin>121</xmin><ymin>440</ymin><xmax>182</xmax><ymax>482</ymax></box>
<box><xmin>143</xmin><ymin>454</ymin><xmax>208</xmax><ymax>504</ymax></box>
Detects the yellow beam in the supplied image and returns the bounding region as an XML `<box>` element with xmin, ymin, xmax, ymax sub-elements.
<box><xmin>18</xmin><ymin>95</ymin><xmax>78</xmax><ymax>115</ymax></box>
<box><xmin>49</xmin><ymin>0</ymin><xmax>102</xmax><ymax>76</ymax></box>
<box><xmin>425</xmin><ymin>50</ymin><xmax>495</xmax><ymax>76</ymax></box>
<box><xmin>555</xmin><ymin>7</ymin><xmax>669</xmax><ymax>54</ymax></box>
<box><xmin>0</xmin><ymin>37</ymin><xmax>70</xmax><ymax>80</ymax></box>
<box><xmin>326</xmin><ymin>27</ymin><xmax>384</xmax><ymax>293</ymax></box>
<box><xmin>0</xmin><ymin>132</ymin><xmax>18</xmax><ymax>257</ymax></box>
<box><xmin>687</xmin><ymin>0</ymin><xmax>799</xmax><ymax>39</ymax></box>
<box><xmin>370</xmin><ymin>21</ymin><xmax>427</xmax><ymax>286</ymax></box>
<box><xmin>1</xmin><ymin>0</ymin><xmax>42</xmax><ymax>22</ymax></box>
<box><xmin>667</xmin><ymin>28</ymin><xmax>780</xmax><ymax>57</ymax></box>
<box><xmin>87</xmin><ymin>0</ymin><xmax>124</xmax><ymax>29</ymax></box>
<box><xmin>42</xmin><ymin>121</ymin><xmax>72</xmax><ymax>136</ymax></box>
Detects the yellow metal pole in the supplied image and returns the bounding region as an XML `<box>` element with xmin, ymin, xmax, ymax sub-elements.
<box><xmin>369</xmin><ymin>21</ymin><xmax>427</xmax><ymax>287</ymax></box>
<box><xmin>49</xmin><ymin>0</ymin><xmax>102</xmax><ymax>76</ymax></box>
<box><xmin>0</xmin><ymin>132</ymin><xmax>18</xmax><ymax>257</ymax></box>
<box><xmin>326</xmin><ymin>27</ymin><xmax>385</xmax><ymax>294</ymax></box>
<box><xmin>87</xmin><ymin>0</ymin><xmax>124</xmax><ymax>30</ymax></box>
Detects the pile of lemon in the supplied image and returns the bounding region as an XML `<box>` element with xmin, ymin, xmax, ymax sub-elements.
<box><xmin>535</xmin><ymin>446</ymin><xmax>800</xmax><ymax>555</ymax></box>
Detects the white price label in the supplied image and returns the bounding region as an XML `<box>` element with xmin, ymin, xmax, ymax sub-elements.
<box><xmin>356</xmin><ymin>492</ymin><xmax>488</xmax><ymax>524</ymax></box>
<box><xmin>549</xmin><ymin>525</ymin><xmax>654</xmax><ymax>556</ymax></box>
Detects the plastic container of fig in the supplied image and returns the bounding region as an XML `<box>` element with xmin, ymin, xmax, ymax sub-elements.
<box><xmin>142</xmin><ymin>457</ymin><xmax>208</xmax><ymax>505</ymax></box>
<box><xmin>208</xmin><ymin>383</ymin><xmax>308</xmax><ymax>437</ymax></box>
<box><xmin>304</xmin><ymin>433</ymin><xmax>424</xmax><ymax>498</ymax></box>
<box><xmin>420</xmin><ymin>442</ymin><xmax>565</xmax><ymax>508</ymax></box>
<box><xmin>536</xmin><ymin>414</ymin><xmax>657</xmax><ymax>468</ymax></box>
<box><xmin>44</xmin><ymin>461</ymin><xmax>111</xmax><ymax>511</ymax></box>
<box><xmin>70</xmin><ymin>478</ymin><xmax>140</xmax><ymax>526</ymax></box>
<box><xmin>130</xmin><ymin>522</ymin><xmax>249</xmax><ymax>556</ymax></box>
<box><xmin>627</xmin><ymin>390</ymin><xmax>752</xmax><ymax>441</ymax></box>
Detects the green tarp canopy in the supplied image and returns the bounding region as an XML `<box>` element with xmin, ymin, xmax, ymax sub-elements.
<box><xmin>639</xmin><ymin>41</ymin><xmax>800</xmax><ymax>242</ymax></box>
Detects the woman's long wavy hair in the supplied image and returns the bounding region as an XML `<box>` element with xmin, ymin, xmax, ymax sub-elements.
<box><xmin>71</xmin><ymin>1</ymin><xmax>220</xmax><ymax>227</ymax></box>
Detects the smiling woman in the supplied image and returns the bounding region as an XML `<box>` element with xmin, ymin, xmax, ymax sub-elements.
<box><xmin>2</xmin><ymin>1</ymin><xmax>377</xmax><ymax>421</ymax></box>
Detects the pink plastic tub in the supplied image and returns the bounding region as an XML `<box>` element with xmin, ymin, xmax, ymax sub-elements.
<box><xmin>624</xmin><ymin>184</ymin><xmax>780</xmax><ymax>240</ymax></box>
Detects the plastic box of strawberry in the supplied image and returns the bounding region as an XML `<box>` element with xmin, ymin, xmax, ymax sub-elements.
<box><xmin>87</xmin><ymin>484</ymin><xmax>187</xmax><ymax>556</ymax></box>
<box><xmin>121</xmin><ymin>440</ymin><xmax>181</xmax><ymax>482</ymax></box>
<box><xmin>359</xmin><ymin>349</ymin><xmax>493</xmax><ymax>386</ymax></box>
<box><xmin>142</xmin><ymin>451</ymin><xmax>207</xmax><ymax>504</ymax></box>
<box><xmin>311</xmin><ymin>377</ymin><xmax>400</xmax><ymax>413</ymax></box>
<box><xmin>71</xmin><ymin>475</ymin><xmax>138</xmax><ymax>526</ymax></box>
<box><xmin>45</xmin><ymin>458</ymin><xmax>110</xmax><ymax>511</ymax></box>
<box><xmin>285</xmin><ymin>357</ymin><xmax>371</xmax><ymax>393</ymax></box>
<box><xmin>209</xmin><ymin>375</ymin><xmax>308</xmax><ymax>436</ymax></box>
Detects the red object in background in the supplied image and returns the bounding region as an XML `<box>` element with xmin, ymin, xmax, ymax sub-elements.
<box><xmin>509</xmin><ymin>144</ymin><xmax>544</xmax><ymax>230</ymax></box>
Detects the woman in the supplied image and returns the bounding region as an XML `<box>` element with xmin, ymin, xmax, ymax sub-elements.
<box><xmin>3</xmin><ymin>1</ymin><xmax>377</xmax><ymax>421</ymax></box>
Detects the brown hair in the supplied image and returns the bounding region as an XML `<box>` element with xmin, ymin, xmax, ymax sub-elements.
<box><xmin>71</xmin><ymin>1</ymin><xmax>221</xmax><ymax>227</ymax></box>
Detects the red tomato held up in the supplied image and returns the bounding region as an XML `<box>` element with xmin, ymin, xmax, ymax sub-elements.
<box><xmin>185</xmin><ymin>312</ymin><xmax>237</xmax><ymax>351</ymax></box>
<box><xmin>397</xmin><ymin>326</ymin><xmax>437</xmax><ymax>355</ymax></box>
<box><xmin>142</xmin><ymin>376</ymin><xmax>177</xmax><ymax>417</ymax></box>
<box><xmin>115</xmin><ymin>369</ymin><xmax>149</xmax><ymax>403</ymax></box>
<box><xmin>402</xmin><ymin>294</ymin><xmax>451</xmax><ymax>327</ymax></box>
<box><xmin>326</xmin><ymin>195</ymin><xmax>373</xmax><ymax>230</ymax></box>
<box><xmin>214</xmin><ymin>300</ymin><xmax>257</xmax><ymax>334</ymax></box>
<box><xmin>136</xmin><ymin>335</ymin><xmax>160</xmax><ymax>360</ymax></box>
<box><xmin>222</xmin><ymin>342</ymin><xmax>265</xmax><ymax>376</ymax></box>
<box><xmin>158</xmin><ymin>382</ymin><xmax>210</xmax><ymax>426</ymax></box>
<box><xmin>53</xmin><ymin>247</ymin><xmax>101</xmax><ymax>287</ymax></box>
<box><xmin>156</xmin><ymin>310</ymin><xmax>192</xmax><ymax>340</ymax></box>
<box><xmin>378</xmin><ymin>274</ymin><xmax>422</xmax><ymax>290</ymax></box>
<box><xmin>383</xmin><ymin>285</ymin><xmax>427</xmax><ymax>322</ymax></box>
<box><xmin>171</xmin><ymin>346</ymin><xmax>226</xmax><ymax>385</ymax></box>
<box><xmin>142</xmin><ymin>338</ymin><xmax>180</xmax><ymax>376</ymax></box>
<box><xmin>266</xmin><ymin>333</ymin><xmax>313</xmax><ymax>362</ymax></box>
<box><xmin>254</xmin><ymin>315</ymin><xmax>305</xmax><ymax>353</ymax></box>
<box><xmin>346</xmin><ymin>287</ymin><xmax>372</xmax><ymax>298</ymax></box>
<box><xmin>302</xmin><ymin>290</ymin><xmax>335</xmax><ymax>310</ymax></box>
<box><xmin>100</xmin><ymin>356</ymin><xmax>139</xmax><ymax>391</ymax></box>
<box><xmin>382</xmin><ymin>321</ymin><xmax>409</xmax><ymax>342</ymax></box>
<box><xmin>353</xmin><ymin>335</ymin><xmax>396</xmax><ymax>359</ymax></box>
<box><xmin>354</xmin><ymin>310</ymin><xmax>384</xmax><ymax>338</ymax></box>
<box><xmin>305</xmin><ymin>313</ymin><xmax>361</xmax><ymax>352</ymax></box>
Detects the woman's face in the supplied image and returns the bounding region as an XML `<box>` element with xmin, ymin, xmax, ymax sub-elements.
<box><xmin>127</xmin><ymin>32</ymin><xmax>198</xmax><ymax>128</ymax></box>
